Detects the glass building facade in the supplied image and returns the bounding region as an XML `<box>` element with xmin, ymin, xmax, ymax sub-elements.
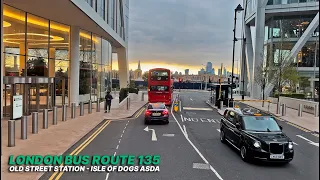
<box><xmin>2</xmin><ymin>4</ymin><xmax>112</xmax><ymax>117</ymax></box>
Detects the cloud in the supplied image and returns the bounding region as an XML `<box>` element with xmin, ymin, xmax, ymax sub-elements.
<box><xmin>128</xmin><ymin>0</ymin><xmax>243</xmax><ymax>71</ymax></box>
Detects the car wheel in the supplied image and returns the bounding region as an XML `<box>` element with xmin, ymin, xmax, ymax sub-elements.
<box><xmin>240</xmin><ymin>145</ymin><xmax>250</xmax><ymax>162</ymax></box>
<box><xmin>220</xmin><ymin>129</ymin><xmax>226</xmax><ymax>143</ymax></box>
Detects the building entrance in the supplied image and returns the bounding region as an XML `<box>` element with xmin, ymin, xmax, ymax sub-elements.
<box><xmin>2</xmin><ymin>77</ymin><xmax>55</xmax><ymax>119</ymax></box>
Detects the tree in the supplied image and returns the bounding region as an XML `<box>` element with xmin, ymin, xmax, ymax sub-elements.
<box><xmin>21</xmin><ymin>57</ymin><xmax>48</xmax><ymax>76</ymax></box>
<box><xmin>142</xmin><ymin>71</ymin><xmax>148</xmax><ymax>81</ymax></box>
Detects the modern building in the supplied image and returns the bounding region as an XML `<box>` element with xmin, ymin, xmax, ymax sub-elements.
<box><xmin>223</xmin><ymin>67</ymin><xmax>227</xmax><ymax>77</ymax></box>
<box><xmin>1</xmin><ymin>0</ymin><xmax>129</xmax><ymax>119</ymax></box>
<box><xmin>241</xmin><ymin>0</ymin><xmax>319</xmax><ymax>99</ymax></box>
<box><xmin>198</xmin><ymin>68</ymin><xmax>205</xmax><ymax>75</ymax></box>
<box><xmin>206</xmin><ymin>62</ymin><xmax>213</xmax><ymax>74</ymax></box>
<box><xmin>212</xmin><ymin>68</ymin><xmax>215</xmax><ymax>75</ymax></box>
<box><xmin>185</xmin><ymin>69</ymin><xmax>189</xmax><ymax>75</ymax></box>
<box><xmin>218</xmin><ymin>69</ymin><xmax>221</xmax><ymax>76</ymax></box>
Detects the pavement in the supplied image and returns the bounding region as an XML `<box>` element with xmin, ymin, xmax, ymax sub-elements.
<box><xmin>29</xmin><ymin>91</ymin><xmax>318</xmax><ymax>180</ymax></box>
<box><xmin>1</xmin><ymin>93</ymin><xmax>148</xmax><ymax>180</ymax></box>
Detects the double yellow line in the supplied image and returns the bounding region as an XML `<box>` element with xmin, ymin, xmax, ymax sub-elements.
<box><xmin>135</xmin><ymin>107</ymin><xmax>145</xmax><ymax>118</ymax></box>
<box><xmin>49</xmin><ymin>120</ymin><xmax>111</xmax><ymax>180</ymax></box>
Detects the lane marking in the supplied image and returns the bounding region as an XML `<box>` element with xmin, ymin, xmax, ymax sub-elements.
<box><xmin>216</xmin><ymin>129</ymin><xmax>220</xmax><ymax>132</ymax></box>
<box><xmin>116</xmin><ymin>145</ymin><xmax>119</xmax><ymax>149</ymax></box>
<box><xmin>135</xmin><ymin>107</ymin><xmax>145</xmax><ymax>118</ymax></box>
<box><xmin>293</xmin><ymin>142</ymin><xmax>298</xmax><ymax>145</ymax></box>
<box><xmin>286</xmin><ymin>122</ymin><xmax>311</xmax><ymax>132</ymax></box>
<box><xmin>163</xmin><ymin>134</ymin><xmax>175</xmax><ymax>137</ymax></box>
<box><xmin>143</xmin><ymin>126</ymin><xmax>157</xmax><ymax>141</ymax></box>
<box><xmin>114</xmin><ymin>152</ymin><xmax>117</xmax><ymax>156</ymax></box>
<box><xmin>190</xmin><ymin>98</ymin><xmax>193</xmax><ymax>101</ymax></box>
<box><xmin>296</xmin><ymin>135</ymin><xmax>319</xmax><ymax>147</ymax></box>
<box><xmin>105</xmin><ymin>173</ymin><xmax>110</xmax><ymax>180</ymax></box>
<box><xmin>183</xmin><ymin>107</ymin><xmax>213</xmax><ymax>111</ymax></box>
<box><xmin>312</xmin><ymin>133</ymin><xmax>319</xmax><ymax>137</ymax></box>
<box><xmin>193</xmin><ymin>163</ymin><xmax>210</xmax><ymax>170</ymax></box>
<box><xmin>171</xmin><ymin>105</ymin><xmax>224</xmax><ymax>180</ymax></box>
<box><xmin>51</xmin><ymin>120</ymin><xmax>111</xmax><ymax>180</ymax></box>
<box><xmin>183</xmin><ymin>125</ymin><xmax>188</xmax><ymax>137</ymax></box>
<box><xmin>179</xmin><ymin>100</ymin><xmax>181</xmax><ymax>112</ymax></box>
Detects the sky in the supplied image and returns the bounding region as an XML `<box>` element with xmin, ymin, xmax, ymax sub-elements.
<box><xmin>112</xmin><ymin>0</ymin><xmax>244</xmax><ymax>75</ymax></box>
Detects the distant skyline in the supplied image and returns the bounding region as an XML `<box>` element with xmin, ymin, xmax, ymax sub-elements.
<box><xmin>119</xmin><ymin>0</ymin><xmax>243</xmax><ymax>74</ymax></box>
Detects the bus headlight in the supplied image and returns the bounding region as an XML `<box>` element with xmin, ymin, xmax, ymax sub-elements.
<box><xmin>253</xmin><ymin>141</ymin><xmax>261</xmax><ymax>148</ymax></box>
<box><xmin>288</xmin><ymin>142</ymin><xmax>293</xmax><ymax>149</ymax></box>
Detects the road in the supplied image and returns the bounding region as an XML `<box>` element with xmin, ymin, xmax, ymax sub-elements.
<box><xmin>40</xmin><ymin>91</ymin><xmax>319</xmax><ymax>180</ymax></box>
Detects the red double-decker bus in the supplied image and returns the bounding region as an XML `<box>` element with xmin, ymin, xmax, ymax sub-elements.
<box><xmin>148</xmin><ymin>68</ymin><xmax>173</xmax><ymax>106</ymax></box>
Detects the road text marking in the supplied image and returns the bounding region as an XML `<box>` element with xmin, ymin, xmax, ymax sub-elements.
<box><xmin>193</xmin><ymin>163</ymin><xmax>210</xmax><ymax>170</ymax></box>
<box><xmin>181</xmin><ymin>115</ymin><xmax>217</xmax><ymax>123</ymax></box>
<box><xmin>216</xmin><ymin>129</ymin><xmax>220</xmax><ymax>132</ymax></box>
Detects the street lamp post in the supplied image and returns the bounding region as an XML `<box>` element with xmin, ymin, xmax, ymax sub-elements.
<box><xmin>231</xmin><ymin>4</ymin><xmax>244</xmax><ymax>106</ymax></box>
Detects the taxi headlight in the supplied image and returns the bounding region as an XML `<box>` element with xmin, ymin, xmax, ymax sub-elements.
<box><xmin>253</xmin><ymin>141</ymin><xmax>261</xmax><ymax>148</ymax></box>
<box><xmin>288</xmin><ymin>142</ymin><xmax>293</xmax><ymax>149</ymax></box>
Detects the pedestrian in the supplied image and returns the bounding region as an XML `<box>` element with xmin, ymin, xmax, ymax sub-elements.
<box><xmin>105</xmin><ymin>91</ymin><xmax>113</xmax><ymax>113</ymax></box>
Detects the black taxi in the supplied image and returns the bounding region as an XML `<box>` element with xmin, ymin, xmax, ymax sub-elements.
<box><xmin>220</xmin><ymin>107</ymin><xmax>294</xmax><ymax>163</ymax></box>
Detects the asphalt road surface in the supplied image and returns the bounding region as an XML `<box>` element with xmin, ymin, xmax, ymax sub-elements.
<box><xmin>40</xmin><ymin>91</ymin><xmax>319</xmax><ymax>180</ymax></box>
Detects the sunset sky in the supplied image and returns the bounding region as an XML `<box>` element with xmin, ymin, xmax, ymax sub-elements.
<box><xmin>112</xmin><ymin>0</ymin><xmax>244</xmax><ymax>74</ymax></box>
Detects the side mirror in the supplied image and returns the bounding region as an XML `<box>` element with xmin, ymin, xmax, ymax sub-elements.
<box><xmin>279</xmin><ymin>126</ymin><xmax>283</xmax><ymax>130</ymax></box>
<box><xmin>235</xmin><ymin>123</ymin><xmax>241</xmax><ymax>129</ymax></box>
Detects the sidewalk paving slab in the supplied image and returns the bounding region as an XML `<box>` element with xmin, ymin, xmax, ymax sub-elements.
<box><xmin>206</xmin><ymin>95</ymin><xmax>319</xmax><ymax>133</ymax></box>
<box><xmin>1</xmin><ymin>95</ymin><xmax>148</xmax><ymax>180</ymax></box>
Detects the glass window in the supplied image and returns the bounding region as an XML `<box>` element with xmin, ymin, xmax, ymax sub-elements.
<box><xmin>150</xmin><ymin>86</ymin><xmax>169</xmax><ymax>91</ymax></box>
<box><xmin>102</xmin><ymin>38</ymin><xmax>111</xmax><ymax>65</ymax></box>
<box><xmin>148</xmin><ymin>103</ymin><xmax>166</xmax><ymax>109</ymax></box>
<box><xmin>150</xmin><ymin>70</ymin><xmax>169</xmax><ymax>81</ymax></box>
<box><xmin>3</xmin><ymin>5</ymin><xmax>26</xmax><ymax>76</ymax></box>
<box><xmin>242</xmin><ymin>116</ymin><xmax>281</xmax><ymax>132</ymax></box>
<box><xmin>79</xmin><ymin>29</ymin><xmax>92</xmax><ymax>97</ymax></box>
<box><xmin>26</xmin><ymin>14</ymin><xmax>49</xmax><ymax>77</ymax></box>
<box><xmin>109</xmin><ymin>0</ymin><xmax>115</xmax><ymax>29</ymax></box>
<box><xmin>92</xmin><ymin>34</ymin><xmax>102</xmax><ymax>64</ymax></box>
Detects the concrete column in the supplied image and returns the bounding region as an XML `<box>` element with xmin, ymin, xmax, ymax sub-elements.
<box><xmin>251</xmin><ymin>1</ymin><xmax>266</xmax><ymax>99</ymax></box>
<box><xmin>49</xmin><ymin>48</ymin><xmax>56</xmax><ymax>77</ymax></box>
<box><xmin>245</xmin><ymin>24</ymin><xmax>254</xmax><ymax>96</ymax></box>
<box><xmin>117</xmin><ymin>47</ymin><xmax>129</xmax><ymax>88</ymax></box>
<box><xmin>69</xmin><ymin>26</ymin><xmax>80</xmax><ymax>106</ymax></box>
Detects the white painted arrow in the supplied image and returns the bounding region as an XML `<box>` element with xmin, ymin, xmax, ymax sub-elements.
<box><xmin>296</xmin><ymin>135</ymin><xmax>319</xmax><ymax>147</ymax></box>
<box><xmin>144</xmin><ymin>126</ymin><xmax>157</xmax><ymax>141</ymax></box>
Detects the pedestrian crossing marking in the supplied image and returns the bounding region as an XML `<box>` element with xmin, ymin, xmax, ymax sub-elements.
<box><xmin>312</xmin><ymin>133</ymin><xmax>319</xmax><ymax>137</ymax></box>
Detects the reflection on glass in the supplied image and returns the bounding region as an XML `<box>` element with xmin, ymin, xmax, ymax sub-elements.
<box><xmin>150</xmin><ymin>86</ymin><xmax>169</xmax><ymax>91</ymax></box>
<box><xmin>3</xmin><ymin>5</ymin><xmax>26</xmax><ymax>76</ymax></box>
<box><xmin>91</xmin><ymin>64</ymin><xmax>98</xmax><ymax>100</ymax></box>
<box><xmin>92</xmin><ymin>34</ymin><xmax>102</xmax><ymax>64</ymax></box>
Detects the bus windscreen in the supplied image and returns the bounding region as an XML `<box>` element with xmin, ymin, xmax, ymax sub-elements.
<box><xmin>150</xmin><ymin>70</ymin><xmax>169</xmax><ymax>81</ymax></box>
<box><xmin>150</xmin><ymin>85</ymin><xmax>169</xmax><ymax>91</ymax></box>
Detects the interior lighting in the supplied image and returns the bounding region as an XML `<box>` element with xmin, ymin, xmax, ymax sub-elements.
<box><xmin>3</xmin><ymin>20</ymin><xmax>11</xmax><ymax>27</ymax></box>
<box><xmin>3</xmin><ymin>9</ymin><xmax>98</xmax><ymax>42</ymax></box>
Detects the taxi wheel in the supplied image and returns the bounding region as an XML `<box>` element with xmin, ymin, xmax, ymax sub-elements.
<box><xmin>240</xmin><ymin>145</ymin><xmax>250</xmax><ymax>162</ymax></box>
<box><xmin>220</xmin><ymin>129</ymin><xmax>226</xmax><ymax>143</ymax></box>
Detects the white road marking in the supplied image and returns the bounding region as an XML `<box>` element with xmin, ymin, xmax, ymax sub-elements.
<box><xmin>183</xmin><ymin>107</ymin><xmax>213</xmax><ymax>111</ymax></box>
<box><xmin>296</xmin><ymin>135</ymin><xmax>319</xmax><ymax>147</ymax></box>
<box><xmin>119</xmin><ymin>139</ymin><xmax>121</xmax><ymax>144</ymax></box>
<box><xmin>179</xmin><ymin>100</ymin><xmax>181</xmax><ymax>112</ymax></box>
<box><xmin>105</xmin><ymin>173</ymin><xmax>110</xmax><ymax>180</ymax></box>
<box><xmin>216</xmin><ymin>129</ymin><xmax>220</xmax><ymax>132</ymax></box>
<box><xmin>193</xmin><ymin>163</ymin><xmax>210</xmax><ymax>170</ymax></box>
<box><xmin>144</xmin><ymin>126</ymin><xmax>157</xmax><ymax>141</ymax></box>
<box><xmin>163</xmin><ymin>134</ymin><xmax>175</xmax><ymax>137</ymax></box>
<box><xmin>190</xmin><ymin>98</ymin><xmax>193</xmax><ymax>101</ymax></box>
<box><xmin>171</xmin><ymin>106</ymin><xmax>224</xmax><ymax>180</ymax></box>
<box><xmin>120</xmin><ymin>134</ymin><xmax>123</xmax><ymax>138</ymax></box>
<box><xmin>116</xmin><ymin>145</ymin><xmax>119</xmax><ymax>149</ymax></box>
<box><xmin>114</xmin><ymin>152</ymin><xmax>117</xmax><ymax>156</ymax></box>
<box><xmin>293</xmin><ymin>142</ymin><xmax>298</xmax><ymax>145</ymax></box>
<box><xmin>183</xmin><ymin>125</ymin><xmax>188</xmax><ymax>138</ymax></box>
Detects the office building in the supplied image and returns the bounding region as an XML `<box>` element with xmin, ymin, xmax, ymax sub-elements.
<box><xmin>241</xmin><ymin>0</ymin><xmax>319</xmax><ymax>98</ymax></box>
<box><xmin>1</xmin><ymin>0</ymin><xmax>129</xmax><ymax>118</ymax></box>
<box><xmin>218</xmin><ymin>69</ymin><xmax>221</xmax><ymax>76</ymax></box>
<box><xmin>206</xmin><ymin>62</ymin><xmax>213</xmax><ymax>74</ymax></box>
<box><xmin>212</xmin><ymin>68</ymin><xmax>215</xmax><ymax>75</ymax></box>
<box><xmin>185</xmin><ymin>69</ymin><xmax>189</xmax><ymax>75</ymax></box>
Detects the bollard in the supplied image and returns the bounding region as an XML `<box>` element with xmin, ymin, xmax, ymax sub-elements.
<box><xmin>281</xmin><ymin>104</ymin><xmax>286</xmax><ymax>116</ymax></box>
<box><xmin>141</xmin><ymin>92</ymin><xmax>144</xmax><ymax>101</ymax></box>
<box><xmin>21</xmin><ymin>116</ymin><xmax>28</xmax><ymax>140</ymax></box>
<box><xmin>8</xmin><ymin>120</ymin><xmax>15</xmax><ymax>147</ymax></box>
<box><xmin>127</xmin><ymin>97</ymin><xmax>129</xmax><ymax>110</ymax></box>
<box><xmin>227</xmin><ymin>99</ymin><xmax>230</xmax><ymax>108</ymax></box>
<box><xmin>71</xmin><ymin>103</ymin><xmax>76</xmax><ymax>119</ymax></box>
<box><xmin>32</xmin><ymin>112</ymin><xmax>38</xmax><ymax>134</ymax></box>
<box><xmin>62</xmin><ymin>104</ymin><xmax>67</xmax><ymax>121</ymax></box>
<box><xmin>43</xmin><ymin>109</ymin><xmax>48</xmax><ymax>129</ymax></box>
<box><xmin>268</xmin><ymin>102</ymin><xmax>270</xmax><ymax>113</ymax></box>
<box><xmin>298</xmin><ymin>104</ymin><xmax>303</xmax><ymax>117</ymax></box>
<box><xmin>80</xmin><ymin>102</ymin><xmax>84</xmax><ymax>116</ymax></box>
<box><xmin>314</xmin><ymin>104</ymin><xmax>319</xmax><ymax>117</ymax></box>
<box><xmin>96</xmin><ymin>99</ymin><xmax>100</xmax><ymax>112</ymax></box>
<box><xmin>276</xmin><ymin>102</ymin><xmax>281</xmax><ymax>114</ymax></box>
<box><xmin>53</xmin><ymin>107</ymin><xmax>57</xmax><ymax>125</ymax></box>
<box><xmin>88</xmin><ymin>100</ymin><xmax>92</xmax><ymax>114</ymax></box>
<box><xmin>220</xmin><ymin>100</ymin><xmax>223</xmax><ymax>110</ymax></box>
